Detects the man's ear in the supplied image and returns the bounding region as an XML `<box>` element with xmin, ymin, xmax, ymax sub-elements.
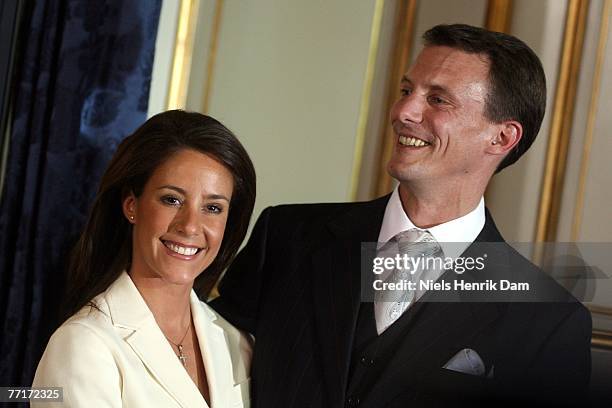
<box><xmin>486</xmin><ymin>121</ymin><xmax>522</xmax><ymax>156</ymax></box>
<box><xmin>122</xmin><ymin>192</ymin><xmax>137</xmax><ymax>223</ymax></box>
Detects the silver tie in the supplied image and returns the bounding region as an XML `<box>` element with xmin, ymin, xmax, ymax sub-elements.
<box><xmin>374</xmin><ymin>229</ymin><xmax>444</xmax><ymax>334</ymax></box>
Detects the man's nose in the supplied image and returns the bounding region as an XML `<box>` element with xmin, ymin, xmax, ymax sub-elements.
<box><xmin>392</xmin><ymin>93</ymin><xmax>424</xmax><ymax>124</ymax></box>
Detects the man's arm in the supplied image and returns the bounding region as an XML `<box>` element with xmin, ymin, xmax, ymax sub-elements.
<box><xmin>530</xmin><ymin>304</ymin><xmax>592</xmax><ymax>403</ymax></box>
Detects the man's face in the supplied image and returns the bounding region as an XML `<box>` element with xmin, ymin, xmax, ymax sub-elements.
<box><xmin>387</xmin><ymin>46</ymin><xmax>499</xmax><ymax>184</ymax></box>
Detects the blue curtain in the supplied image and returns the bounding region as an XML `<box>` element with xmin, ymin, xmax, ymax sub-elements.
<box><xmin>0</xmin><ymin>0</ymin><xmax>162</xmax><ymax>386</ymax></box>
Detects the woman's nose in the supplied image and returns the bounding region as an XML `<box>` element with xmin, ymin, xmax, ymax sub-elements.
<box><xmin>173</xmin><ymin>206</ymin><xmax>201</xmax><ymax>236</ymax></box>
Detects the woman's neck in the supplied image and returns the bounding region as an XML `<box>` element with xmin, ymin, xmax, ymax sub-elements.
<box><xmin>128</xmin><ymin>273</ymin><xmax>193</xmax><ymax>338</ymax></box>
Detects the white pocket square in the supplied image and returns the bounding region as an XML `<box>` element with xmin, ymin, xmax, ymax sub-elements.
<box><xmin>443</xmin><ymin>348</ymin><xmax>488</xmax><ymax>377</ymax></box>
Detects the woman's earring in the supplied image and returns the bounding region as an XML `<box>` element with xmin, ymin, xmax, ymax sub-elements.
<box><xmin>129</xmin><ymin>215</ymin><xmax>135</xmax><ymax>221</ymax></box>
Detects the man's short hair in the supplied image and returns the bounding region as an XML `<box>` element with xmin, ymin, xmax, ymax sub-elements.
<box><xmin>423</xmin><ymin>24</ymin><xmax>546</xmax><ymax>172</ymax></box>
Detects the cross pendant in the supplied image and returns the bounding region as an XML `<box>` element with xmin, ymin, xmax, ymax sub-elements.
<box><xmin>177</xmin><ymin>344</ymin><xmax>187</xmax><ymax>367</ymax></box>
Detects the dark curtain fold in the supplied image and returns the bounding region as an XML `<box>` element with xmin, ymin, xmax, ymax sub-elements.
<box><xmin>0</xmin><ymin>0</ymin><xmax>162</xmax><ymax>387</ymax></box>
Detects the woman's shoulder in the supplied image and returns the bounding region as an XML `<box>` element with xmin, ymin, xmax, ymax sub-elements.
<box><xmin>43</xmin><ymin>308</ymin><xmax>114</xmax><ymax>356</ymax></box>
<box><xmin>63</xmin><ymin>292</ymin><xmax>114</xmax><ymax>330</ymax></box>
<box><xmin>33</xmin><ymin>299</ymin><xmax>122</xmax><ymax>405</ymax></box>
<box><xmin>54</xmin><ymin>272</ymin><xmax>147</xmax><ymax>340</ymax></box>
<box><xmin>44</xmin><ymin>300</ymin><xmax>114</xmax><ymax>354</ymax></box>
<box><xmin>46</xmin><ymin>282</ymin><xmax>128</xmax><ymax>357</ymax></box>
<box><xmin>33</xmin><ymin>285</ymin><xmax>135</xmax><ymax>392</ymax></box>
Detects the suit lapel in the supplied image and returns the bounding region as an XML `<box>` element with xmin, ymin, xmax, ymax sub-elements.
<box><xmin>106</xmin><ymin>273</ymin><xmax>207</xmax><ymax>408</ymax></box>
<box><xmin>310</xmin><ymin>196</ymin><xmax>389</xmax><ymax>406</ymax></box>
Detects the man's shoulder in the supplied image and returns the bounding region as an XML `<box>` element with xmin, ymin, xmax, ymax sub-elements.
<box><xmin>269</xmin><ymin>196</ymin><xmax>386</xmax><ymax>216</ymax></box>
<box><xmin>497</xmin><ymin>242</ymin><xmax>589</xmax><ymax>318</ymax></box>
<box><xmin>477</xmin><ymin>213</ymin><xmax>584</xmax><ymax>305</ymax></box>
<box><xmin>470</xmin><ymin>216</ymin><xmax>587</xmax><ymax>314</ymax></box>
<box><xmin>262</xmin><ymin>195</ymin><xmax>389</xmax><ymax>226</ymax></box>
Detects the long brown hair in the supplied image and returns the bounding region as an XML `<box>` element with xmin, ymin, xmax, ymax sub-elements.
<box><xmin>63</xmin><ymin>110</ymin><xmax>256</xmax><ymax>318</ymax></box>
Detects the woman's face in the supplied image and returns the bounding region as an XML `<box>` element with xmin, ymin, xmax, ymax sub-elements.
<box><xmin>123</xmin><ymin>148</ymin><xmax>234</xmax><ymax>287</ymax></box>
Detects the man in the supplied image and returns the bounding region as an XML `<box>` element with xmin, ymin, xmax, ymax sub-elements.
<box><xmin>212</xmin><ymin>24</ymin><xmax>591</xmax><ymax>407</ymax></box>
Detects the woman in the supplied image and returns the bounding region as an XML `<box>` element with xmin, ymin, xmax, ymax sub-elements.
<box><xmin>32</xmin><ymin>110</ymin><xmax>256</xmax><ymax>407</ymax></box>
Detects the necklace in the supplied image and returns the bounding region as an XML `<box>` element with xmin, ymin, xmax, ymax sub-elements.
<box><xmin>163</xmin><ymin>322</ymin><xmax>191</xmax><ymax>367</ymax></box>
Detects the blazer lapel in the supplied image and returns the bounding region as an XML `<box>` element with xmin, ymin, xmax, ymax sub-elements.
<box><xmin>106</xmin><ymin>273</ymin><xmax>207</xmax><ymax>408</ymax></box>
<box><xmin>310</xmin><ymin>196</ymin><xmax>389</xmax><ymax>407</ymax></box>
<box><xmin>191</xmin><ymin>293</ymin><xmax>246</xmax><ymax>408</ymax></box>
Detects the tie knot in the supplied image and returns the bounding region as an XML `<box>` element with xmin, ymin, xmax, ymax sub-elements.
<box><xmin>394</xmin><ymin>228</ymin><xmax>442</xmax><ymax>257</ymax></box>
<box><xmin>395</xmin><ymin>228</ymin><xmax>435</xmax><ymax>244</ymax></box>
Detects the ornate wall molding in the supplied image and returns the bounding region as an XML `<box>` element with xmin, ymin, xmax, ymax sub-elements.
<box><xmin>571</xmin><ymin>0</ymin><xmax>610</xmax><ymax>240</ymax></box>
<box><xmin>374</xmin><ymin>0</ymin><xmax>418</xmax><ymax>197</ymax></box>
<box><xmin>167</xmin><ymin>0</ymin><xmax>200</xmax><ymax>109</ymax></box>
<box><xmin>536</xmin><ymin>0</ymin><xmax>589</xmax><ymax>242</ymax></box>
<box><xmin>350</xmin><ymin>0</ymin><xmax>386</xmax><ymax>200</ymax></box>
<box><xmin>485</xmin><ymin>0</ymin><xmax>513</xmax><ymax>33</ymax></box>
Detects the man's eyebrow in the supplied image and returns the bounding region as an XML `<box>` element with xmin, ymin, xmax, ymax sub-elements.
<box><xmin>157</xmin><ymin>185</ymin><xmax>230</xmax><ymax>202</ymax></box>
<box><xmin>429</xmin><ymin>84</ymin><xmax>452</xmax><ymax>95</ymax></box>
<box><xmin>400</xmin><ymin>76</ymin><xmax>453</xmax><ymax>95</ymax></box>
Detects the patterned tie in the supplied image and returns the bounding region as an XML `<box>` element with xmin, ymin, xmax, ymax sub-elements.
<box><xmin>374</xmin><ymin>229</ymin><xmax>444</xmax><ymax>334</ymax></box>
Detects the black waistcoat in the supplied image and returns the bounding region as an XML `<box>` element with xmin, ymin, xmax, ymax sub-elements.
<box><xmin>345</xmin><ymin>301</ymin><xmax>425</xmax><ymax>406</ymax></box>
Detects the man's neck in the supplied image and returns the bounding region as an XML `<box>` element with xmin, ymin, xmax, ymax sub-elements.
<box><xmin>398</xmin><ymin>182</ymin><xmax>485</xmax><ymax>229</ymax></box>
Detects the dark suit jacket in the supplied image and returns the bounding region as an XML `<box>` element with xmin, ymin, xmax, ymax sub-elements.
<box><xmin>212</xmin><ymin>196</ymin><xmax>592</xmax><ymax>407</ymax></box>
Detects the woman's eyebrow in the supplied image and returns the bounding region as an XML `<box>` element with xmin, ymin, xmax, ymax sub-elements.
<box><xmin>157</xmin><ymin>185</ymin><xmax>186</xmax><ymax>195</ymax></box>
<box><xmin>158</xmin><ymin>185</ymin><xmax>230</xmax><ymax>202</ymax></box>
<box><xmin>205</xmin><ymin>194</ymin><xmax>230</xmax><ymax>203</ymax></box>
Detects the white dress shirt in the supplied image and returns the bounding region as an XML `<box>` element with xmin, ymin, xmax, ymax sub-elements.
<box><xmin>378</xmin><ymin>186</ymin><xmax>486</xmax><ymax>259</ymax></box>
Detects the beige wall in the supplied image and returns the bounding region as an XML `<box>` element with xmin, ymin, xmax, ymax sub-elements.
<box><xmin>185</xmin><ymin>0</ymin><xmax>380</xmax><ymax>223</ymax></box>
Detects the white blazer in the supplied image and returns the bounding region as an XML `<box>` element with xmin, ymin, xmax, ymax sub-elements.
<box><xmin>32</xmin><ymin>272</ymin><xmax>251</xmax><ymax>407</ymax></box>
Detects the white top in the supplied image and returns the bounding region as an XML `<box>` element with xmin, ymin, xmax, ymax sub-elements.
<box><xmin>377</xmin><ymin>186</ymin><xmax>486</xmax><ymax>259</ymax></box>
<box><xmin>32</xmin><ymin>272</ymin><xmax>251</xmax><ymax>408</ymax></box>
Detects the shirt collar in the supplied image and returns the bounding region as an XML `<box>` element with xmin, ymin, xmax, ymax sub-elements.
<box><xmin>377</xmin><ymin>186</ymin><xmax>485</xmax><ymax>259</ymax></box>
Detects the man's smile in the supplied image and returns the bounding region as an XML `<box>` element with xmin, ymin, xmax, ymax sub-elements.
<box><xmin>398</xmin><ymin>135</ymin><xmax>431</xmax><ymax>147</ymax></box>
